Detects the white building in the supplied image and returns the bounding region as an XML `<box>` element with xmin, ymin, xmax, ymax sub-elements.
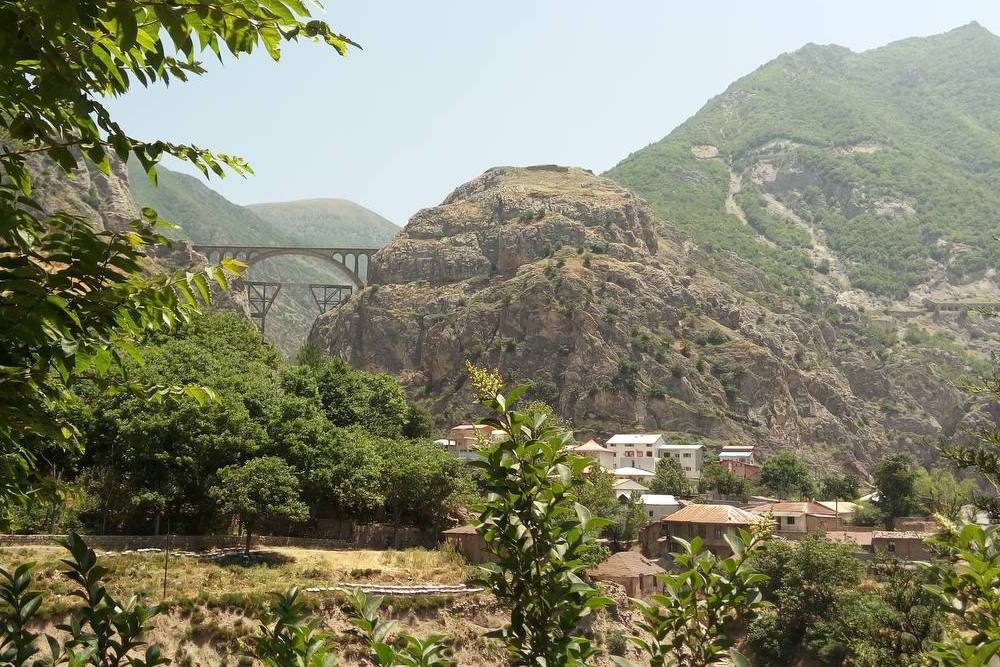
<box><xmin>613</xmin><ymin>466</ymin><xmax>656</xmax><ymax>483</ymax></box>
<box><xmin>613</xmin><ymin>478</ymin><xmax>650</xmax><ymax>499</ymax></box>
<box><xmin>606</xmin><ymin>433</ymin><xmax>667</xmax><ymax>472</ymax></box>
<box><xmin>641</xmin><ymin>494</ymin><xmax>681</xmax><ymax>521</ymax></box>
<box><xmin>656</xmin><ymin>443</ymin><xmax>704</xmax><ymax>480</ymax></box>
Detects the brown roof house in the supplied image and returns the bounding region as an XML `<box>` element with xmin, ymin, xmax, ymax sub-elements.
<box><xmin>586</xmin><ymin>550</ymin><xmax>665</xmax><ymax>597</ymax></box>
<box><xmin>646</xmin><ymin>504</ymin><xmax>758</xmax><ymax>557</ymax></box>
<box><xmin>441</xmin><ymin>524</ymin><xmax>493</xmax><ymax>565</ymax></box>
<box><xmin>749</xmin><ymin>501</ymin><xmax>842</xmax><ymax>535</ymax></box>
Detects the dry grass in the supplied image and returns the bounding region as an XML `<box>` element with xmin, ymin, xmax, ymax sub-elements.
<box><xmin>0</xmin><ymin>544</ymin><xmax>467</xmax><ymax>617</ymax></box>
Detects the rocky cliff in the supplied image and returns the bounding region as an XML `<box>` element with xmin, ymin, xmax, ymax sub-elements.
<box><xmin>309</xmin><ymin>166</ymin><xmax>986</xmax><ymax>474</ymax></box>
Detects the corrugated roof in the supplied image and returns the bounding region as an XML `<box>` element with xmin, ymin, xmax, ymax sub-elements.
<box><xmin>607</xmin><ymin>434</ymin><xmax>664</xmax><ymax>445</ymax></box>
<box><xmin>664</xmin><ymin>504</ymin><xmax>757</xmax><ymax>525</ymax></box>
<box><xmin>749</xmin><ymin>501</ymin><xmax>837</xmax><ymax>516</ymax></box>
<box><xmin>721</xmin><ymin>445</ymin><xmax>755</xmax><ymax>451</ymax></box>
<box><xmin>613</xmin><ymin>479</ymin><xmax>650</xmax><ymax>490</ymax></box>
<box><xmin>641</xmin><ymin>494</ymin><xmax>678</xmax><ymax>506</ymax></box>
<box><xmin>657</xmin><ymin>443</ymin><xmax>703</xmax><ymax>450</ymax></box>
<box><xmin>816</xmin><ymin>501</ymin><xmax>861</xmax><ymax>514</ymax></box>
<box><xmin>613</xmin><ymin>466</ymin><xmax>655</xmax><ymax>477</ymax></box>
<box><xmin>719</xmin><ymin>451</ymin><xmax>753</xmax><ymax>458</ymax></box>
<box><xmin>587</xmin><ymin>550</ymin><xmax>665</xmax><ymax>579</ymax></box>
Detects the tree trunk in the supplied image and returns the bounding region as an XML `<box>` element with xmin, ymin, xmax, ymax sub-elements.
<box><xmin>245</xmin><ymin>523</ymin><xmax>253</xmax><ymax>555</ymax></box>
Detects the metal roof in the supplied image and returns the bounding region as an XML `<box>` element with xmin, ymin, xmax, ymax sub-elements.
<box><xmin>575</xmin><ymin>441</ymin><xmax>612</xmax><ymax>453</ymax></box>
<box><xmin>719</xmin><ymin>451</ymin><xmax>753</xmax><ymax>458</ymax></box>
<box><xmin>641</xmin><ymin>494</ymin><xmax>679</xmax><ymax>506</ymax></box>
<box><xmin>663</xmin><ymin>504</ymin><xmax>758</xmax><ymax>525</ymax></box>
<box><xmin>613</xmin><ymin>479</ymin><xmax>650</xmax><ymax>490</ymax></box>
<box><xmin>607</xmin><ymin>434</ymin><xmax>664</xmax><ymax>445</ymax></box>
<box><xmin>656</xmin><ymin>443</ymin><xmax>703</xmax><ymax>450</ymax></box>
<box><xmin>613</xmin><ymin>466</ymin><xmax>655</xmax><ymax>477</ymax></box>
<box><xmin>586</xmin><ymin>551</ymin><xmax>665</xmax><ymax>579</ymax></box>
<box><xmin>748</xmin><ymin>501</ymin><xmax>838</xmax><ymax>516</ymax></box>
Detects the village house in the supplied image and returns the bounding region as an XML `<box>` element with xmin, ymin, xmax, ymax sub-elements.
<box><xmin>444</xmin><ymin>424</ymin><xmax>500</xmax><ymax>460</ymax></box>
<box><xmin>816</xmin><ymin>500</ymin><xmax>861</xmax><ymax>523</ymax></box>
<box><xmin>573</xmin><ymin>439</ymin><xmax>615</xmax><ymax>470</ymax></box>
<box><xmin>613</xmin><ymin>478</ymin><xmax>650</xmax><ymax>500</ymax></box>
<box><xmin>640</xmin><ymin>494</ymin><xmax>680</xmax><ymax>521</ymax></box>
<box><xmin>441</xmin><ymin>524</ymin><xmax>493</xmax><ymax>564</ymax></box>
<box><xmin>645</xmin><ymin>504</ymin><xmax>757</xmax><ymax>557</ymax></box>
<box><xmin>656</xmin><ymin>443</ymin><xmax>704</xmax><ymax>480</ymax></box>
<box><xmin>871</xmin><ymin>530</ymin><xmax>936</xmax><ymax>561</ymax></box>
<box><xmin>606</xmin><ymin>433</ymin><xmax>666</xmax><ymax>472</ymax></box>
<box><xmin>749</xmin><ymin>501</ymin><xmax>843</xmax><ymax>535</ymax></box>
<box><xmin>586</xmin><ymin>550</ymin><xmax>665</xmax><ymax>597</ymax></box>
<box><xmin>718</xmin><ymin>445</ymin><xmax>760</xmax><ymax>479</ymax></box>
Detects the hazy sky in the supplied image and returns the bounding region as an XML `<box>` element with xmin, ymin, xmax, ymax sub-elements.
<box><xmin>108</xmin><ymin>1</ymin><xmax>1000</xmax><ymax>225</ymax></box>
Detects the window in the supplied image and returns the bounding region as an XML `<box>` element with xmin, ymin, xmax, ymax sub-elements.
<box><xmin>646</xmin><ymin>450</ymin><xmax>653</xmax><ymax>457</ymax></box>
<box><xmin>683</xmin><ymin>452</ymin><xmax>691</xmax><ymax>458</ymax></box>
<box><xmin>625</xmin><ymin>450</ymin><xmax>634</xmax><ymax>457</ymax></box>
<box><xmin>697</xmin><ymin>525</ymin><xmax>707</xmax><ymax>537</ymax></box>
<box><xmin>684</xmin><ymin>466</ymin><xmax>691</xmax><ymax>471</ymax></box>
<box><xmin>887</xmin><ymin>542</ymin><xmax>896</xmax><ymax>553</ymax></box>
<box><xmin>649</xmin><ymin>510</ymin><xmax>654</xmax><ymax>517</ymax></box>
<box><xmin>786</xmin><ymin>516</ymin><xmax>795</xmax><ymax>525</ymax></box>
<box><xmin>713</xmin><ymin>527</ymin><xmax>724</xmax><ymax>539</ymax></box>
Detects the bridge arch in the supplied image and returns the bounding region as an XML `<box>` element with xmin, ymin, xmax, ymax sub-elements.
<box><xmin>190</xmin><ymin>244</ymin><xmax>379</xmax><ymax>289</ymax></box>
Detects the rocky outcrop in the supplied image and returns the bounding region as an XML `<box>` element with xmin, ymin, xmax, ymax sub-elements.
<box><xmin>310</xmin><ymin>166</ymin><xmax>977</xmax><ymax>474</ymax></box>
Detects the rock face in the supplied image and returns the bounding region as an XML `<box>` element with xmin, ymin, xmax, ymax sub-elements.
<box><xmin>310</xmin><ymin>166</ymin><xmax>980</xmax><ymax>474</ymax></box>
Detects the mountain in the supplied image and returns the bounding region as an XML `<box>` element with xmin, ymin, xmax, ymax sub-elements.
<box><xmin>249</xmin><ymin>198</ymin><xmax>399</xmax><ymax>248</ymax></box>
<box><xmin>607</xmin><ymin>22</ymin><xmax>1000</xmax><ymax>309</ymax></box>
<box><xmin>127</xmin><ymin>162</ymin><xmax>398</xmax><ymax>354</ymax></box>
<box><xmin>308</xmin><ymin>165</ymin><xmax>989</xmax><ymax>475</ymax></box>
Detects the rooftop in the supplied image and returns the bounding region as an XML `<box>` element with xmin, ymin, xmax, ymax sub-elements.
<box><xmin>664</xmin><ymin>504</ymin><xmax>758</xmax><ymax>525</ymax></box>
<box><xmin>721</xmin><ymin>445</ymin><xmax>755</xmax><ymax>451</ymax></box>
<box><xmin>718</xmin><ymin>451</ymin><xmax>753</xmax><ymax>458</ymax></box>
<box><xmin>816</xmin><ymin>501</ymin><xmax>861</xmax><ymax>514</ymax></box>
<box><xmin>613</xmin><ymin>466</ymin><xmax>655</xmax><ymax>477</ymax></box>
<box><xmin>607</xmin><ymin>434</ymin><xmax>664</xmax><ymax>445</ymax></box>
<box><xmin>825</xmin><ymin>531</ymin><xmax>874</xmax><ymax>548</ymax></box>
<box><xmin>749</xmin><ymin>501</ymin><xmax>838</xmax><ymax>517</ymax></box>
<box><xmin>613</xmin><ymin>479</ymin><xmax>650</xmax><ymax>490</ymax></box>
<box><xmin>641</xmin><ymin>494</ymin><xmax>679</xmax><ymax>506</ymax></box>
<box><xmin>587</xmin><ymin>550</ymin><xmax>665</xmax><ymax>579</ymax></box>
<box><xmin>657</xmin><ymin>443</ymin><xmax>703</xmax><ymax>450</ymax></box>
<box><xmin>575</xmin><ymin>440</ymin><xmax>612</xmax><ymax>453</ymax></box>
<box><xmin>872</xmin><ymin>530</ymin><xmax>938</xmax><ymax>540</ymax></box>
<box><xmin>449</xmin><ymin>424</ymin><xmax>494</xmax><ymax>432</ymax></box>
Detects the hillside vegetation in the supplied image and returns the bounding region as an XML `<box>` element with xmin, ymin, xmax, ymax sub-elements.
<box><xmin>608</xmin><ymin>22</ymin><xmax>1000</xmax><ymax>303</ymax></box>
<box><xmin>127</xmin><ymin>162</ymin><xmax>398</xmax><ymax>354</ymax></box>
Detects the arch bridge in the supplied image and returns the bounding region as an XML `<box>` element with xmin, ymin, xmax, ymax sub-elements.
<box><xmin>191</xmin><ymin>244</ymin><xmax>379</xmax><ymax>333</ymax></box>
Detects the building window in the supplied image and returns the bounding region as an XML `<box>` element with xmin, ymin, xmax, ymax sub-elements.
<box><xmin>683</xmin><ymin>452</ymin><xmax>691</xmax><ymax>458</ymax></box>
<box><xmin>713</xmin><ymin>527</ymin><xmax>724</xmax><ymax>539</ymax></box>
<box><xmin>786</xmin><ymin>516</ymin><xmax>795</xmax><ymax>525</ymax></box>
<box><xmin>625</xmin><ymin>450</ymin><xmax>634</xmax><ymax>457</ymax></box>
<box><xmin>887</xmin><ymin>542</ymin><xmax>896</xmax><ymax>553</ymax></box>
<box><xmin>649</xmin><ymin>510</ymin><xmax>654</xmax><ymax>517</ymax></box>
<box><xmin>646</xmin><ymin>450</ymin><xmax>653</xmax><ymax>457</ymax></box>
<box><xmin>684</xmin><ymin>466</ymin><xmax>691</xmax><ymax>471</ymax></box>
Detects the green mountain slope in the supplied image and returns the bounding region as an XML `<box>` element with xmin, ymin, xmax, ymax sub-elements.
<box><xmin>127</xmin><ymin>162</ymin><xmax>398</xmax><ymax>355</ymax></box>
<box><xmin>249</xmin><ymin>198</ymin><xmax>398</xmax><ymax>247</ymax></box>
<box><xmin>608</xmin><ymin>22</ymin><xmax>1000</xmax><ymax>303</ymax></box>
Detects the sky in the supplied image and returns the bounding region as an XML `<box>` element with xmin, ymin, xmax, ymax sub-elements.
<box><xmin>107</xmin><ymin>1</ymin><xmax>1000</xmax><ymax>225</ymax></box>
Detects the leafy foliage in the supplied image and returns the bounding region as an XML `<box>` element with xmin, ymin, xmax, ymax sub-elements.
<box><xmin>619</xmin><ymin>531</ymin><xmax>768</xmax><ymax>667</ymax></box>
<box><xmin>347</xmin><ymin>590</ymin><xmax>454</xmax><ymax>666</ymax></box>
<box><xmin>874</xmin><ymin>453</ymin><xmax>921</xmax><ymax>527</ymax></box>
<box><xmin>649</xmin><ymin>456</ymin><xmax>688</xmax><ymax>496</ymax></box>
<box><xmin>468</xmin><ymin>372</ymin><xmax>611</xmax><ymax>666</ymax></box>
<box><xmin>210</xmin><ymin>456</ymin><xmax>309</xmax><ymax>554</ymax></box>
<box><xmin>759</xmin><ymin>452</ymin><xmax>816</xmax><ymax>500</ymax></box>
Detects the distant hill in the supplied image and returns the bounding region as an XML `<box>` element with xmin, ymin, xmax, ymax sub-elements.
<box><xmin>248</xmin><ymin>198</ymin><xmax>398</xmax><ymax>248</ymax></box>
<box><xmin>608</xmin><ymin>22</ymin><xmax>1000</xmax><ymax>307</ymax></box>
<box><xmin>127</xmin><ymin>162</ymin><xmax>399</xmax><ymax>354</ymax></box>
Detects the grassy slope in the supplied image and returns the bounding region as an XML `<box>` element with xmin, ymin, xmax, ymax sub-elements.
<box><xmin>127</xmin><ymin>163</ymin><xmax>399</xmax><ymax>356</ymax></box>
<box><xmin>607</xmin><ymin>22</ymin><xmax>1000</xmax><ymax>300</ymax></box>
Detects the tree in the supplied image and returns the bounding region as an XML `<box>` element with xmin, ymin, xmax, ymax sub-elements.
<box><xmin>913</xmin><ymin>467</ymin><xmax>977</xmax><ymax>519</ymax></box>
<box><xmin>378</xmin><ymin>439</ymin><xmax>470</xmax><ymax>538</ymax></box>
<box><xmin>874</xmin><ymin>453</ymin><xmax>921</xmax><ymax>528</ymax></box>
<box><xmin>649</xmin><ymin>456</ymin><xmax>688</xmax><ymax>496</ymax></box>
<box><xmin>468</xmin><ymin>367</ymin><xmax>611</xmax><ymax>666</ymax></box>
<box><xmin>699</xmin><ymin>462</ymin><xmax>747</xmax><ymax>497</ymax></box>
<box><xmin>0</xmin><ymin>0</ymin><xmax>352</xmax><ymax>518</ymax></box>
<box><xmin>604</xmin><ymin>491</ymin><xmax>648</xmax><ymax>553</ymax></box>
<box><xmin>819</xmin><ymin>474</ymin><xmax>859</xmax><ymax>501</ymax></box>
<box><xmin>211</xmin><ymin>457</ymin><xmax>308</xmax><ymax>554</ymax></box>
<box><xmin>760</xmin><ymin>453</ymin><xmax>817</xmax><ymax>499</ymax></box>
<box><xmin>314</xmin><ymin>358</ymin><xmax>412</xmax><ymax>437</ymax></box>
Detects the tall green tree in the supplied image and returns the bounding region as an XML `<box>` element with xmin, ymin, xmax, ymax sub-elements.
<box><xmin>604</xmin><ymin>491</ymin><xmax>648</xmax><ymax>553</ymax></box>
<box><xmin>874</xmin><ymin>453</ymin><xmax>921</xmax><ymax>528</ymax></box>
<box><xmin>819</xmin><ymin>474</ymin><xmax>859</xmax><ymax>502</ymax></box>
<box><xmin>760</xmin><ymin>452</ymin><xmax>817</xmax><ymax>500</ymax></box>
<box><xmin>913</xmin><ymin>467</ymin><xmax>977</xmax><ymax>519</ymax></box>
<box><xmin>940</xmin><ymin>375</ymin><xmax>1000</xmax><ymax>519</ymax></box>
<box><xmin>210</xmin><ymin>456</ymin><xmax>308</xmax><ymax>554</ymax></box>
<box><xmin>649</xmin><ymin>456</ymin><xmax>688</xmax><ymax>496</ymax></box>
<box><xmin>0</xmin><ymin>0</ymin><xmax>353</xmax><ymax>517</ymax></box>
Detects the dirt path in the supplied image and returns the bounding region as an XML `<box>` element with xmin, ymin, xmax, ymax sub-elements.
<box><xmin>759</xmin><ymin>193</ymin><xmax>851</xmax><ymax>289</ymax></box>
<box><xmin>724</xmin><ymin>169</ymin><xmax>748</xmax><ymax>225</ymax></box>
